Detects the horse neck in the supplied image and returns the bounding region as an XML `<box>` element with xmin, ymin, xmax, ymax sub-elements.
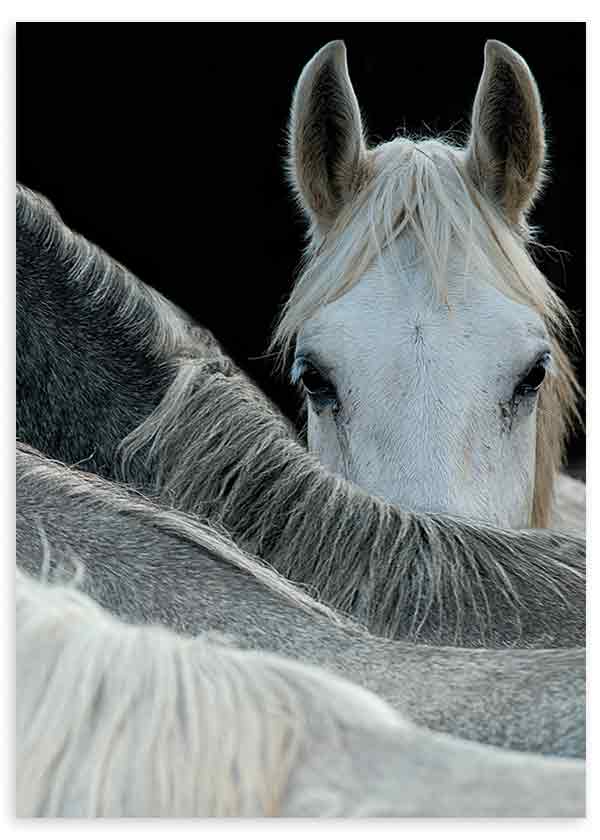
<box><xmin>16</xmin><ymin>232</ymin><xmax>173</xmax><ymax>478</ymax></box>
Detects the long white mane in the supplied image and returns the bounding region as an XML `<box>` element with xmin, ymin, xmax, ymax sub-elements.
<box><xmin>17</xmin><ymin>567</ymin><xmax>347</xmax><ymax>816</ymax></box>
<box><xmin>16</xmin><ymin>569</ymin><xmax>585</xmax><ymax>817</ymax></box>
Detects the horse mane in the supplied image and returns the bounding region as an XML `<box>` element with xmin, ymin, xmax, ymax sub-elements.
<box><xmin>20</xmin><ymin>567</ymin><xmax>398</xmax><ymax>817</ymax></box>
<box><xmin>16</xmin><ymin>441</ymin><xmax>348</xmax><ymax>630</ymax></box>
<box><xmin>272</xmin><ymin>137</ymin><xmax>582</xmax><ymax>528</ymax></box>
<box><xmin>16</xmin><ymin>183</ymin><xmax>193</xmax><ymax>360</ymax></box>
<box><xmin>17</xmin><ymin>566</ymin><xmax>587</xmax><ymax>817</ymax></box>
<box><xmin>117</xmin><ymin>353</ymin><xmax>585</xmax><ymax>646</ymax></box>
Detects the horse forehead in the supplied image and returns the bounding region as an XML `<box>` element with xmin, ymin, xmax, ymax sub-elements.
<box><xmin>304</xmin><ymin>268</ymin><xmax>545</xmax><ymax>370</ymax></box>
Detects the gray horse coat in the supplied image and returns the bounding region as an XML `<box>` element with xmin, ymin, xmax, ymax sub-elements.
<box><xmin>16</xmin><ymin>185</ymin><xmax>585</xmax><ymax>648</ymax></box>
<box><xmin>17</xmin><ymin>443</ymin><xmax>585</xmax><ymax>759</ymax></box>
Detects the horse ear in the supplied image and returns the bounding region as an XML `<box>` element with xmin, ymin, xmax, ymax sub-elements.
<box><xmin>289</xmin><ymin>40</ymin><xmax>368</xmax><ymax>231</ymax></box>
<box><xmin>466</xmin><ymin>40</ymin><xmax>546</xmax><ymax>226</ymax></box>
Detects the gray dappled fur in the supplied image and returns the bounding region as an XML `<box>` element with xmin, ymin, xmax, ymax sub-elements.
<box><xmin>17</xmin><ymin>183</ymin><xmax>585</xmax><ymax>646</ymax></box>
<box><xmin>16</xmin><ymin>184</ymin><xmax>189</xmax><ymax>483</ymax></box>
<box><xmin>17</xmin><ymin>443</ymin><xmax>585</xmax><ymax>759</ymax></box>
<box><xmin>17</xmin><ymin>569</ymin><xmax>584</xmax><ymax>817</ymax></box>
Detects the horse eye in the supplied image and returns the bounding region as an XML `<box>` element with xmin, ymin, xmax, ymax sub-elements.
<box><xmin>293</xmin><ymin>359</ymin><xmax>337</xmax><ymax>405</ymax></box>
<box><xmin>515</xmin><ymin>353</ymin><xmax>551</xmax><ymax>397</ymax></box>
<box><xmin>301</xmin><ymin>366</ymin><xmax>330</xmax><ymax>395</ymax></box>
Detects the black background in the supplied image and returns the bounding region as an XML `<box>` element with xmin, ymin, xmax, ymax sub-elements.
<box><xmin>16</xmin><ymin>22</ymin><xmax>586</xmax><ymax>468</ymax></box>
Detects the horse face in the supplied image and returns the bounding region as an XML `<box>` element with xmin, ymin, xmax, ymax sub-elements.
<box><xmin>294</xmin><ymin>254</ymin><xmax>551</xmax><ymax>527</ymax></box>
<box><xmin>284</xmin><ymin>39</ymin><xmax>562</xmax><ymax>528</ymax></box>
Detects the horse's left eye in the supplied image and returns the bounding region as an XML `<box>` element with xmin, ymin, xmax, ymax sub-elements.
<box><xmin>292</xmin><ymin>358</ymin><xmax>338</xmax><ymax>406</ymax></box>
<box><xmin>515</xmin><ymin>353</ymin><xmax>551</xmax><ymax>397</ymax></box>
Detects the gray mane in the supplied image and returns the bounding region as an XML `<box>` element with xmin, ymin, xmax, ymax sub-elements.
<box><xmin>16</xmin><ymin>184</ymin><xmax>190</xmax><ymax>355</ymax></box>
<box><xmin>118</xmin><ymin>355</ymin><xmax>585</xmax><ymax>648</ymax></box>
<box><xmin>17</xmin><ymin>443</ymin><xmax>585</xmax><ymax>760</ymax></box>
<box><xmin>16</xmin><ymin>441</ymin><xmax>346</xmax><ymax>630</ymax></box>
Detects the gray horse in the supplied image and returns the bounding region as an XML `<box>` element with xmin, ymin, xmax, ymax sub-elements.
<box><xmin>17</xmin><ymin>567</ymin><xmax>584</xmax><ymax>817</ymax></box>
<box><xmin>17</xmin><ymin>443</ymin><xmax>584</xmax><ymax>760</ymax></box>
<box><xmin>16</xmin><ymin>185</ymin><xmax>585</xmax><ymax>647</ymax></box>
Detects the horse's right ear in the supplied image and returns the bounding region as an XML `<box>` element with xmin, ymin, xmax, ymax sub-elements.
<box><xmin>288</xmin><ymin>41</ymin><xmax>368</xmax><ymax>232</ymax></box>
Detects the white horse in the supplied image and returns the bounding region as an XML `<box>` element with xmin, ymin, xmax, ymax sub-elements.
<box><xmin>276</xmin><ymin>39</ymin><xmax>584</xmax><ymax>533</ymax></box>
<box><xmin>17</xmin><ymin>569</ymin><xmax>584</xmax><ymax>817</ymax></box>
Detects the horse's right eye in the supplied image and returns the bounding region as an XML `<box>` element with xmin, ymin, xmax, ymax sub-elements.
<box><xmin>300</xmin><ymin>365</ymin><xmax>331</xmax><ymax>396</ymax></box>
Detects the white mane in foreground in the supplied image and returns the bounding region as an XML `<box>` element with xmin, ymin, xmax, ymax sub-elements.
<box><xmin>17</xmin><ymin>569</ymin><xmax>584</xmax><ymax>817</ymax></box>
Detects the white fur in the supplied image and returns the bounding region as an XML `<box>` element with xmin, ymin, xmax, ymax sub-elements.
<box><xmin>17</xmin><ymin>569</ymin><xmax>585</xmax><ymax>817</ymax></box>
<box><xmin>298</xmin><ymin>249</ymin><xmax>547</xmax><ymax>526</ymax></box>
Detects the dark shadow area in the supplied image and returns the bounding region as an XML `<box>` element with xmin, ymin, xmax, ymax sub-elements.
<box><xmin>16</xmin><ymin>22</ymin><xmax>586</xmax><ymax>472</ymax></box>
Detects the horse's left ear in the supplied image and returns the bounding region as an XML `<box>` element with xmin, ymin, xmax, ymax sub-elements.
<box><xmin>465</xmin><ymin>40</ymin><xmax>546</xmax><ymax>226</ymax></box>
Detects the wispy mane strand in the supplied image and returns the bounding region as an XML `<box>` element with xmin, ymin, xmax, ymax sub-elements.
<box><xmin>17</xmin><ymin>568</ymin><xmax>309</xmax><ymax>816</ymax></box>
<box><xmin>16</xmin><ymin>184</ymin><xmax>190</xmax><ymax>358</ymax></box>
<box><xmin>17</xmin><ymin>441</ymin><xmax>347</xmax><ymax>631</ymax></box>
